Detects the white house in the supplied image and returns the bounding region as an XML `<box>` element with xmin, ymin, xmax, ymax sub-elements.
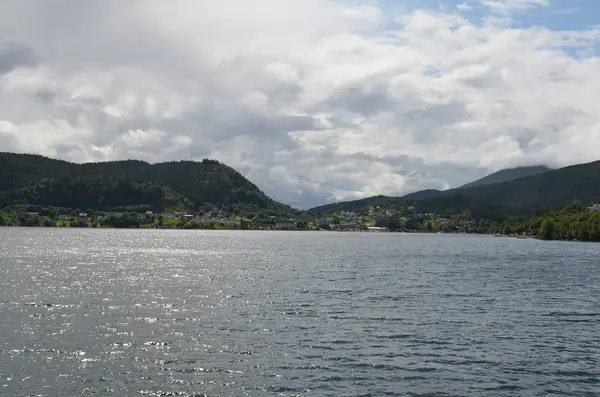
<box><xmin>588</xmin><ymin>204</ymin><xmax>600</xmax><ymax>212</ymax></box>
<box><xmin>367</xmin><ymin>226</ymin><xmax>388</xmax><ymax>232</ymax></box>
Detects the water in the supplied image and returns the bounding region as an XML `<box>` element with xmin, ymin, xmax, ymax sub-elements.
<box><xmin>0</xmin><ymin>229</ymin><xmax>599</xmax><ymax>397</ymax></box>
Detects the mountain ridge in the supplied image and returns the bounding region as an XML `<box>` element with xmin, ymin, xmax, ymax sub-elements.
<box><xmin>458</xmin><ymin>165</ymin><xmax>552</xmax><ymax>189</ymax></box>
<box><xmin>309</xmin><ymin>161</ymin><xmax>600</xmax><ymax>215</ymax></box>
<box><xmin>0</xmin><ymin>152</ymin><xmax>295</xmax><ymax>215</ymax></box>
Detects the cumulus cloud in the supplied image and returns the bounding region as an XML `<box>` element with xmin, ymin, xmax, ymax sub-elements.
<box><xmin>0</xmin><ymin>0</ymin><xmax>599</xmax><ymax>208</ymax></box>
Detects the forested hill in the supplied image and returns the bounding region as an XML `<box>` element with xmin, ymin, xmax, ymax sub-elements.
<box><xmin>309</xmin><ymin>165</ymin><xmax>553</xmax><ymax>213</ymax></box>
<box><xmin>308</xmin><ymin>195</ymin><xmax>408</xmax><ymax>214</ymax></box>
<box><xmin>0</xmin><ymin>152</ymin><xmax>294</xmax><ymax>214</ymax></box>
<box><xmin>309</xmin><ymin>160</ymin><xmax>600</xmax><ymax>217</ymax></box>
<box><xmin>458</xmin><ymin>165</ymin><xmax>552</xmax><ymax>189</ymax></box>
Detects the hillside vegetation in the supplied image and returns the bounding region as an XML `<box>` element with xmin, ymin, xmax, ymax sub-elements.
<box><xmin>310</xmin><ymin>161</ymin><xmax>600</xmax><ymax>217</ymax></box>
<box><xmin>458</xmin><ymin>165</ymin><xmax>552</xmax><ymax>189</ymax></box>
<box><xmin>0</xmin><ymin>152</ymin><xmax>294</xmax><ymax>215</ymax></box>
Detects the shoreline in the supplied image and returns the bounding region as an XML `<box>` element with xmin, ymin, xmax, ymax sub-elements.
<box><xmin>1</xmin><ymin>225</ymin><xmax>596</xmax><ymax>242</ymax></box>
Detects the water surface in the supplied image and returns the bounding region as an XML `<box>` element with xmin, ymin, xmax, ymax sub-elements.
<box><xmin>0</xmin><ymin>229</ymin><xmax>599</xmax><ymax>396</ymax></box>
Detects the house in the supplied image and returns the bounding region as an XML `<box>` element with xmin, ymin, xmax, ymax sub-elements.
<box><xmin>367</xmin><ymin>226</ymin><xmax>388</xmax><ymax>232</ymax></box>
<box><xmin>588</xmin><ymin>204</ymin><xmax>600</xmax><ymax>212</ymax></box>
<box><xmin>27</xmin><ymin>212</ymin><xmax>39</xmax><ymax>216</ymax></box>
<box><xmin>145</xmin><ymin>211</ymin><xmax>153</xmax><ymax>216</ymax></box>
<box><xmin>275</xmin><ymin>219</ymin><xmax>296</xmax><ymax>230</ymax></box>
<box><xmin>79</xmin><ymin>212</ymin><xmax>88</xmax><ymax>218</ymax></box>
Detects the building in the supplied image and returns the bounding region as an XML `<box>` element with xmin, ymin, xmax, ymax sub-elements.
<box><xmin>366</xmin><ymin>226</ymin><xmax>389</xmax><ymax>232</ymax></box>
<box><xmin>588</xmin><ymin>204</ymin><xmax>600</xmax><ymax>212</ymax></box>
<box><xmin>275</xmin><ymin>219</ymin><xmax>296</xmax><ymax>230</ymax></box>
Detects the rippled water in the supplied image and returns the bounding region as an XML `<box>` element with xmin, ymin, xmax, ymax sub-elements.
<box><xmin>0</xmin><ymin>228</ymin><xmax>599</xmax><ymax>396</ymax></box>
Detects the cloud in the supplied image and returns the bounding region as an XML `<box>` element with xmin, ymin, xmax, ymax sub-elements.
<box><xmin>0</xmin><ymin>0</ymin><xmax>600</xmax><ymax>208</ymax></box>
<box><xmin>0</xmin><ymin>42</ymin><xmax>38</xmax><ymax>73</ymax></box>
<box><xmin>477</xmin><ymin>0</ymin><xmax>549</xmax><ymax>13</ymax></box>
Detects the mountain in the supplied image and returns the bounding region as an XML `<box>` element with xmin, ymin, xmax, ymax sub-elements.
<box><xmin>401</xmin><ymin>165</ymin><xmax>552</xmax><ymax>201</ymax></box>
<box><xmin>433</xmin><ymin>160</ymin><xmax>600</xmax><ymax>213</ymax></box>
<box><xmin>308</xmin><ymin>160</ymin><xmax>600</xmax><ymax>217</ymax></box>
<box><xmin>309</xmin><ymin>195</ymin><xmax>407</xmax><ymax>214</ymax></box>
<box><xmin>403</xmin><ymin>189</ymin><xmax>443</xmax><ymax>201</ymax></box>
<box><xmin>458</xmin><ymin>165</ymin><xmax>552</xmax><ymax>189</ymax></box>
<box><xmin>0</xmin><ymin>152</ymin><xmax>294</xmax><ymax>214</ymax></box>
<box><xmin>311</xmin><ymin>165</ymin><xmax>553</xmax><ymax>213</ymax></box>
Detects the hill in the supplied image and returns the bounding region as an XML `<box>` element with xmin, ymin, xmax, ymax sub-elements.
<box><xmin>435</xmin><ymin>160</ymin><xmax>600</xmax><ymax>213</ymax></box>
<box><xmin>458</xmin><ymin>165</ymin><xmax>552</xmax><ymax>189</ymax></box>
<box><xmin>403</xmin><ymin>189</ymin><xmax>443</xmax><ymax>201</ymax></box>
<box><xmin>308</xmin><ymin>160</ymin><xmax>600</xmax><ymax>217</ymax></box>
<box><xmin>0</xmin><ymin>152</ymin><xmax>295</xmax><ymax>215</ymax></box>
<box><xmin>310</xmin><ymin>165</ymin><xmax>553</xmax><ymax>213</ymax></box>
<box><xmin>308</xmin><ymin>195</ymin><xmax>407</xmax><ymax>214</ymax></box>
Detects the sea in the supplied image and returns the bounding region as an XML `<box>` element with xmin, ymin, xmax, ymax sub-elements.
<box><xmin>0</xmin><ymin>228</ymin><xmax>598</xmax><ymax>396</ymax></box>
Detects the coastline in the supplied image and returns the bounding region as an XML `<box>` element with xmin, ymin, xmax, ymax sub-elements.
<box><xmin>1</xmin><ymin>224</ymin><xmax>595</xmax><ymax>243</ymax></box>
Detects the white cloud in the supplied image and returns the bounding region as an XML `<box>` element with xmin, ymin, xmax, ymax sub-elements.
<box><xmin>478</xmin><ymin>0</ymin><xmax>549</xmax><ymax>12</ymax></box>
<box><xmin>0</xmin><ymin>0</ymin><xmax>599</xmax><ymax>208</ymax></box>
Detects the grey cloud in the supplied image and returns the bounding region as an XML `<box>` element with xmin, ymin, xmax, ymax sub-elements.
<box><xmin>0</xmin><ymin>42</ymin><xmax>38</xmax><ymax>73</ymax></box>
<box><xmin>0</xmin><ymin>1</ymin><xmax>599</xmax><ymax>208</ymax></box>
<box><xmin>327</xmin><ymin>82</ymin><xmax>395</xmax><ymax>117</ymax></box>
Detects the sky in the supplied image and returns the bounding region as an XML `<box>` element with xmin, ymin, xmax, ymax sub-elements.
<box><xmin>1</xmin><ymin>0</ymin><xmax>600</xmax><ymax>208</ymax></box>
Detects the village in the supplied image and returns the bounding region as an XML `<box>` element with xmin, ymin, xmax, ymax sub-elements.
<box><xmin>6</xmin><ymin>201</ymin><xmax>600</xmax><ymax>234</ymax></box>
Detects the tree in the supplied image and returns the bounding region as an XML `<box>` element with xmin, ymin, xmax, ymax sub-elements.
<box><xmin>296</xmin><ymin>220</ymin><xmax>307</xmax><ymax>230</ymax></box>
<box><xmin>404</xmin><ymin>216</ymin><xmax>421</xmax><ymax>231</ymax></box>
<box><xmin>538</xmin><ymin>218</ymin><xmax>556</xmax><ymax>240</ymax></box>
<box><xmin>48</xmin><ymin>207</ymin><xmax>59</xmax><ymax>220</ymax></box>
<box><xmin>424</xmin><ymin>221</ymin><xmax>434</xmax><ymax>232</ymax></box>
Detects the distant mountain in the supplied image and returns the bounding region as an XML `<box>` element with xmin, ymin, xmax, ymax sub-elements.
<box><xmin>309</xmin><ymin>161</ymin><xmax>600</xmax><ymax>217</ymax></box>
<box><xmin>403</xmin><ymin>189</ymin><xmax>443</xmax><ymax>201</ymax></box>
<box><xmin>458</xmin><ymin>165</ymin><xmax>552</xmax><ymax>189</ymax></box>
<box><xmin>401</xmin><ymin>165</ymin><xmax>552</xmax><ymax>202</ymax></box>
<box><xmin>0</xmin><ymin>152</ymin><xmax>295</xmax><ymax>214</ymax></box>
<box><xmin>309</xmin><ymin>195</ymin><xmax>407</xmax><ymax>214</ymax></box>
<box><xmin>310</xmin><ymin>165</ymin><xmax>553</xmax><ymax>213</ymax></box>
<box><xmin>434</xmin><ymin>160</ymin><xmax>600</xmax><ymax>213</ymax></box>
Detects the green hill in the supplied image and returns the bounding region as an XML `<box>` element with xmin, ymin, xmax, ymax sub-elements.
<box><xmin>0</xmin><ymin>152</ymin><xmax>295</xmax><ymax>215</ymax></box>
<box><xmin>309</xmin><ymin>195</ymin><xmax>408</xmax><ymax>214</ymax></box>
<box><xmin>458</xmin><ymin>165</ymin><xmax>552</xmax><ymax>189</ymax></box>
<box><xmin>403</xmin><ymin>189</ymin><xmax>443</xmax><ymax>201</ymax></box>
<box><xmin>308</xmin><ymin>160</ymin><xmax>600</xmax><ymax>217</ymax></box>
<box><xmin>435</xmin><ymin>160</ymin><xmax>600</xmax><ymax>213</ymax></box>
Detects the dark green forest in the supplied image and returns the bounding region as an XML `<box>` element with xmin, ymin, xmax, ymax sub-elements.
<box><xmin>310</xmin><ymin>160</ymin><xmax>600</xmax><ymax>217</ymax></box>
<box><xmin>0</xmin><ymin>152</ymin><xmax>296</xmax><ymax>216</ymax></box>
